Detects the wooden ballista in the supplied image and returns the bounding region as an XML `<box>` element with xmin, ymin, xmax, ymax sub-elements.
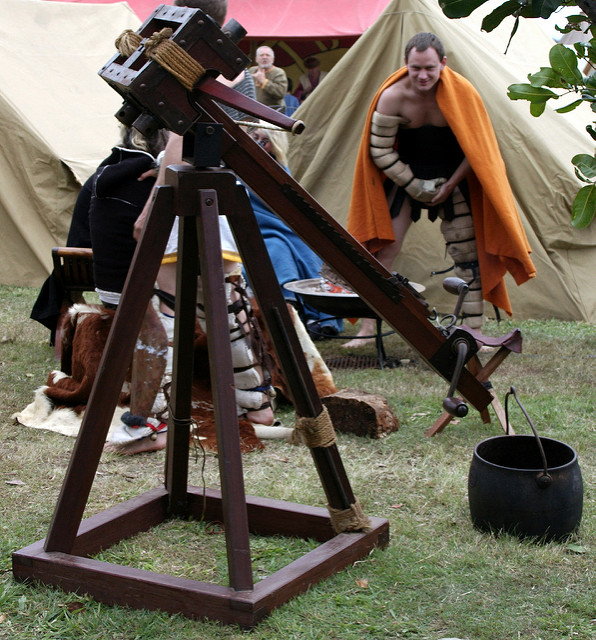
<box><xmin>13</xmin><ymin>5</ymin><xmax>504</xmax><ymax>627</ymax></box>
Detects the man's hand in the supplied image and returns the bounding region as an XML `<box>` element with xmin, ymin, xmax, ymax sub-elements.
<box><xmin>252</xmin><ymin>68</ymin><xmax>267</xmax><ymax>87</ymax></box>
<box><xmin>405</xmin><ymin>177</ymin><xmax>446</xmax><ymax>203</ymax></box>
<box><xmin>430</xmin><ymin>181</ymin><xmax>454</xmax><ymax>206</ymax></box>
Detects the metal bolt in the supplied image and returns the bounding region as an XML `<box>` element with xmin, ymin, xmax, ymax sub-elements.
<box><xmin>205</xmin><ymin>198</ymin><xmax>214</xmax><ymax>206</ymax></box>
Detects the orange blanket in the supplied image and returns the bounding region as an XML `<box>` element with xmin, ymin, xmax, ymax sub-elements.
<box><xmin>347</xmin><ymin>66</ymin><xmax>536</xmax><ymax>315</ymax></box>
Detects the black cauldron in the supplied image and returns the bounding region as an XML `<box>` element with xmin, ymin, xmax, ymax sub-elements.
<box><xmin>468</xmin><ymin>387</ymin><xmax>583</xmax><ymax>542</ymax></box>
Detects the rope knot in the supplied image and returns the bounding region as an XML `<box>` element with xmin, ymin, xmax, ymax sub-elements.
<box><xmin>143</xmin><ymin>27</ymin><xmax>174</xmax><ymax>53</ymax></box>
<box><xmin>115</xmin><ymin>29</ymin><xmax>142</xmax><ymax>57</ymax></box>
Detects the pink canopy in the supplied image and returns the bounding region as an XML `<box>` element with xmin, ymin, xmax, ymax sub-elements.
<box><xmin>44</xmin><ymin>0</ymin><xmax>390</xmax><ymax>64</ymax></box>
<box><xmin>45</xmin><ymin>0</ymin><xmax>389</xmax><ymax>36</ymax></box>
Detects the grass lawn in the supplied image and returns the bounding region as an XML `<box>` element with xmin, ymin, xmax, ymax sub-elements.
<box><xmin>0</xmin><ymin>284</ymin><xmax>594</xmax><ymax>639</ymax></box>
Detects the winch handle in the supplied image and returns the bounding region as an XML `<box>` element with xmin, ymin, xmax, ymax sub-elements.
<box><xmin>505</xmin><ymin>386</ymin><xmax>552</xmax><ymax>486</ymax></box>
<box><xmin>442</xmin><ymin>338</ymin><xmax>469</xmax><ymax>417</ymax></box>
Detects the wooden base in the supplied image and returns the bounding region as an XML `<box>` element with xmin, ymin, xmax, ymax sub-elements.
<box><xmin>13</xmin><ymin>487</ymin><xmax>389</xmax><ymax>628</ymax></box>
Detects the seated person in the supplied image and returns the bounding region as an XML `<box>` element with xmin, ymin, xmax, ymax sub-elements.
<box><xmin>88</xmin><ymin>124</ymin><xmax>172</xmax><ymax>454</ymax></box>
<box><xmin>244</xmin><ymin>124</ymin><xmax>342</xmax><ymax>339</ymax></box>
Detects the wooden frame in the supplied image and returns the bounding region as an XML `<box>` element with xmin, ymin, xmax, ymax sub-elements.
<box><xmin>13</xmin><ymin>488</ymin><xmax>388</xmax><ymax>627</ymax></box>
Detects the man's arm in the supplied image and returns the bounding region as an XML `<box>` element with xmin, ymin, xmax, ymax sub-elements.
<box><xmin>133</xmin><ymin>132</ymin><xmax>184</xmax><ymax>240</ymax></box>
<box><xmin>372</xmin><ymin>87</ymin><xmax>445</xmax><ymax>204</ymax></box>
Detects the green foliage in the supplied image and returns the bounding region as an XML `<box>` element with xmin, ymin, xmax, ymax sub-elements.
<box><xmin>438</xmin><ymin>0</ymin><xmax>596</xmax><ymax>227</ymax></box>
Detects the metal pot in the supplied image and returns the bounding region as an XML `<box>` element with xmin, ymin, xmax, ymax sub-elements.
<box><xmin>468</xmin><ymin>387</ymin><xmax>583</xmax><ymax>542</ymax></box>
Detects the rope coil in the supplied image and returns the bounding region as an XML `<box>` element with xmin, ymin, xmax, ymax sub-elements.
<box><xmin>115</xmin><ymin>29</ymin><xmax>142</xmax><ymax>57</ymax></box>
<box><xmin>328</xmin><ymin>498</ymin><xmax>371</xmax><ymax>534</ymax></box>
<box><xmin>295</xmin><ymin>406</ymin><xmax>336</xmax><ymax>449</ymax></box>
<box><xmin>115</xmin><ymin>27</ymin><xmax>206</xmax><ymax>91</ymax></box>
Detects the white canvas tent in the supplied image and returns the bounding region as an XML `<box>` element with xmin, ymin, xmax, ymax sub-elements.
<box><xmin>288</xmin><ymin>0</ymin><xmax>596</xmax><ymax>323</ymax></box>
<box><xmin>0</xmin><ymin>0</ymin><xmax>140</xmax><ymax>286</ymax></box>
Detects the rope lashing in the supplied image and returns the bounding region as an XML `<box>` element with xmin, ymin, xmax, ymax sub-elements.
<box><xmin>328</xmin><ymin>499</ymin><xmax>372</xmax><ymax>534</ymax></box>
<box><xmin>115</xmin><ymin>27</ymin><xmax>207</xmax><ymax>91</ymax></box>
<box><xmin>295</xmin><ymin>406</ymin><xmax>336</xmax><ymax>449</ymax></box>
<box><xmin>115</xmin><ymin>29</ymin><xmax>142</xmax><ymax>57</ymax></box>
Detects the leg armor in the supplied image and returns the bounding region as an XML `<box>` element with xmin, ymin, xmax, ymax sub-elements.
<box><xmin>196</xmin><ymin>273</ymin><xmax>275</xmax><ymax>416</ymax></box>
<box><xmin>440</xmin><ymin>188</ymin><xmax>484</xmax><ymax>329</ymax></box>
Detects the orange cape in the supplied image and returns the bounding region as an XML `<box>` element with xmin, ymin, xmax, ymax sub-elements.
<box><xmin>347</xmin><ymin>66</ymin><xmax>536</xmax><ymax>315</ymax></box>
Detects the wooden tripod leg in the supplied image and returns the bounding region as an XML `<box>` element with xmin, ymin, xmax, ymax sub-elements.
<box><xmin>229</xmin><ymin>185</ymin><xmax>357</xmax><ymax>512</ymax></box>
<box><xmin>194</xmin><ymin>186</ymin><xmax>253</xmax><ymax>592</ymax></box>
<box><xmin>165</xmin><ymin>213</ymin><xmax>200</xmax><ymax>515</ymax></box>
<box><xmin>44</xmin><ymin>186</ymin><xmax>176</xmax><ymax>553</ymax></box>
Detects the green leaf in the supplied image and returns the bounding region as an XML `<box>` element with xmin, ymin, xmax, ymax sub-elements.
<box><xmin>572</xmin><ymin>153</ymin><xmax>596</xmax><ymax>179</ymax></box>
<box><xmin>507</xmin><ymin>83</ymin><xmax>557</xmax><ymax>102</ymax></box>
<box><xmin>519</xmin><ymin>0</ymin><xmax>545</xmax><ymax>19</ymax></box>
<box><xmin>571</xmin><ymin>184</ymin><xmax>596</xmax><ymax>228</ymax></box>
<box><xmin>574</xmin><ymin>167</ymin><xmax>591</xmax><ymax>183</ymax></box>
<box><xmin>586</xmin><ymin>125</ymin><xmax>596</xmax><ymax>141</ymax></box>
<box><xmin>549</xmin><ymin>44</ymin><xmax>583</xmax><ymax>84</ymax></box>
<box><xmin>481</xmin><ymin>1</ymin><xmax>520</xmax><ymax>32</ymax></box>
<box><xmin>536</xmin><ymin>0</ymin><xmax>561</xmax><ymax>19</ymax></box>
<box><xmin>573</xmin><ymin>42</ymin><xmax>586</xmax><ymax>58</ymax></box>
<box><xmin>439</xmin><ymin>0</ymin><xmax>487</xmax><ymax>18</ymax></box>
<box><xmin>567</xmin><ymin>13</ymin><xmax>590</xmax><ymax>24</ymax></box>
<box><xmin>565</xmin><ymin>13</ymin><xmax>587</xmax><ymax>24</ymax></box>
<box><xmin>528</xmin><ymin>67</ymin><xmax>566</xmax><ymax>88</ymax></box>
<box><xmin>530</xmin><ymin>101</ymin><xmax>547</xmax><ymax>116</ymax></box>
<box><xmin>555</xmin><ymin>99</ymin><xmax>583</xmax><ymax>113</ymax></box>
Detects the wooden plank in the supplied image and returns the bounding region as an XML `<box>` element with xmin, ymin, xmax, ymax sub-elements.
<box><xmin>13</xmin><ymin>550</ymin><xmax>258</xmax><ymax>627</ymax></box>
<box><xmin>187</xmin><ymin>487</ymin><xmax>337</xmax><ymax>541</ymax></box>
<box><xmin>249</xmin><ymin>518</ymin><xmax>389</xmax><ymax>612</ymax></box>
<box><xmin>13</xmin><ymin>513</ymin><xmax>388</xmax><ymax>628</ymax></box>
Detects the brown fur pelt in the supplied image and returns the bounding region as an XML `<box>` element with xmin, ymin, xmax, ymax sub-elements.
<box><xmin>44</xmin><ymin>304</ymin><xmax>130</xmax><ymax>414</ymax></box>
<box><xmin>38</xmin><ymin>299</ymin><xmax>336</xmax><ymax>453</ymax></box>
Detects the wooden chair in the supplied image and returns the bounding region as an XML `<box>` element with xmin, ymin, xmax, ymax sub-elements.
<box><xmin>51</xmin><ymin>247</ymin><xmax>95</xmax><ymax>361</ymax></box>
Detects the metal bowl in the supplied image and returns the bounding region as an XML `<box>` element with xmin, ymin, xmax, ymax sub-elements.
<box><xmin>283</xmin><ymin>278</ymin><xmax>425</xmax><ymax>318</ymax></box>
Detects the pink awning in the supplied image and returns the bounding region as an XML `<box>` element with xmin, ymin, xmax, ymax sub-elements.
<box><xmin>43</xmin><ymin>0</ymin><xmax>390</xmax><ymax>39</ymax></box>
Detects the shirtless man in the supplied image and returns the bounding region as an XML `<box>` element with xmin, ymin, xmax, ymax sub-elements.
<box><xmin>344</xmin><ymin>32</ymin><xmax>485</xmax><ymax>348</ymax></box>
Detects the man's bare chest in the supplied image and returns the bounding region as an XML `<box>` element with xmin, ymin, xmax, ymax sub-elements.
<box><xmin>398</xmin><ymin>101</ymin><xmax>447</xmax><ymax>129</ymax></box>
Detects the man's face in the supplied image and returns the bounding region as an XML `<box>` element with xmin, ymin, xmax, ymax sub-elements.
<box><xmin>405</xmin><ymin>47</ymin><xmax>446</xmax><ymax>93</ymax></box>
<box><xmin>256</xmin><ymin>48</ymin><xmax>274</xmax><ymax>69</ymax></box>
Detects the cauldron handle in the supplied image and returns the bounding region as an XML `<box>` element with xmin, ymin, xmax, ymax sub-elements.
<box><xmin>505</xmin><ymin>386</ymin><xmax>552</xmax><ymax>487</ymax></box>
